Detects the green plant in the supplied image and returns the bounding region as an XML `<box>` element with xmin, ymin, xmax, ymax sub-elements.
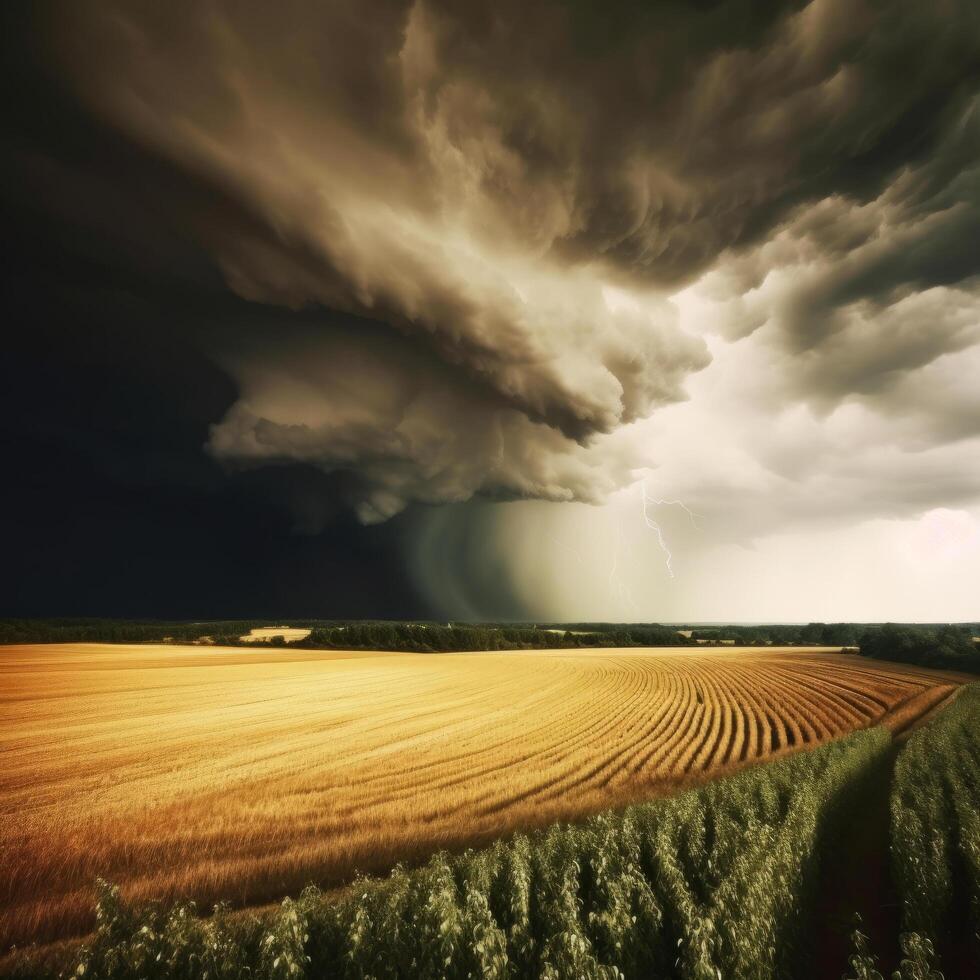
<box><xmin>891</xmin><ymin>684</ymin><xmax>980</xmax><ymax>962</ymax></box>
<box><xmin>844</xmin><ymin>915</ymin><xmax>883</xmax><ymax>980</ymax></box>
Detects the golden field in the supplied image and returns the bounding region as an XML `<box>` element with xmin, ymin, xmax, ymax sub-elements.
<box><xmin>0</xmin><ymin>643</ymin><xmax>961</xmax><ymax>949</ymax></box>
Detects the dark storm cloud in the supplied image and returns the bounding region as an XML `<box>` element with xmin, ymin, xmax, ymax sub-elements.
<box><xmin>696</xmin><ymin>96</ymin><xmax>980</xmax><ymax>449</ymax></box>
<box><xmin>205</xmin><ymin>318</ymin><xmax>648</xmax><ymax>524</ymax></box>
<box><xmin>32</xmin><ymin>0</ymin><xmax>979</xmax><ymax>520</ymax></box>
<box><xmin>0</xmin><ymin>234</ymin><xmax>429</xmax><ymax>617</ymax></box>
<box><xmin>2</xmin><ymin>0</ymin><xmax>979</xmax><ymax>620</ymax></box>
<box><xmin>417</xmin><ymin>0</ymin><xmax>980</xmax><ymax>280</ymax></box>
<box><xmin>714</xmin><ymin>102</ymin><xmax>980</xmax><ymax>342</ymax></box>
<box><xmin>52</xmin><ymin>0</ymin><xmax>980</xmax><ymax>283</ymax></box>
<box><xmin>0</xmin><ymin>24</ymin><xmax>428</xmax><ymax>618</ymax></box>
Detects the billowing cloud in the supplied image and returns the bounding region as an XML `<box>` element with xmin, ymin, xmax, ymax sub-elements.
<box><xmin>0</xmin><ymin>0</ymin><xmax>970</xmax><ymax>630</ymax></box>
<box><xmin>43</xmin><ymin>0</ymin><xmax>979</xmax><ymax>525</ymax></box>
<box><xmin>205</xmin><ymin>319</ymin><xmax>656</xmax><ymax>523</ymax></box>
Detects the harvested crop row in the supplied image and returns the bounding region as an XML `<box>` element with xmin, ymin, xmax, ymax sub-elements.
<box><xmin>0</xmin><ymin>643</ymin><xmax>959</xmax><ymax>949</ymax></box>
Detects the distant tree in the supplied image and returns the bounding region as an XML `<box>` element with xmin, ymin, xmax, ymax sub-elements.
<box><xmin>859</xmin><ymin>624</ymin><xmax>978</xmax><ymax>672</ymax></box>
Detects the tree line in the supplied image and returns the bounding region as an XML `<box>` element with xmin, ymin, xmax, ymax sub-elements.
<box><xmin>857</xmin><ymin>623</ymin><xmax>979</xmax><ymax>673</ymax></box>
<box><xmin>0</xmin><ymin>618</ymin><xmax>289</xmax><ymax>645</ymax></box>
<box><xmin>294</xmin><ymin>623</ymin><xmax>696</xmax><ymax>653</ymax></box>
<box><xmin>2</xmin><ymin>618</ymin><xmax>977</xmax><ymax>670</ymax></box>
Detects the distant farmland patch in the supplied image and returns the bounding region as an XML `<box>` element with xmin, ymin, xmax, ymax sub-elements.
<box><xmin>238</xmin><ymin>626</ymin><xmax>313</xmax><ymax>644</ymax></box>
<box><xmin>0</xmin><ymin>643</ymin><xmax>961</xmax><ymax>950</ymax></box>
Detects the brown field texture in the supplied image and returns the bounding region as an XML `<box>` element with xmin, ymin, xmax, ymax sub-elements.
<box><xmin>0</xmin><ymin>643</ymin><xmax>962</xmax><ymax>950</ymax></box>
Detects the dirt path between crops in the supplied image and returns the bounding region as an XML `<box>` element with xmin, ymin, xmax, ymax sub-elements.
<box><xmin>807</xmin><ymin>743</ymin><xmax>901</xmax><ymax>978</ymax></box>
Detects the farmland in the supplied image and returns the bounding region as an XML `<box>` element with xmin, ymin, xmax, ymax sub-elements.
<box><xmin>0</xmin><ymin>643</ymin><xmax>960</xmax><ymax>954</ymax></box>
<box><xmin>40</xmin><ymin>729</ymin><xmax>894</xmax><ymax>980</ymax></box>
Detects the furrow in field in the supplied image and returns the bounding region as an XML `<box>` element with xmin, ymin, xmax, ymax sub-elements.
<box><xmin>486</xmin><ymin>659</ymin><xmax>663</xmax><ymax>812</ymax></box>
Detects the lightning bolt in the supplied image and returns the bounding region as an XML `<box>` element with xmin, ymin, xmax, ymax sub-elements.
<box><xmin>547</xmin><ymin>533</ymin><xmax>586</xmax><ymax>567</ymax></box>
<box><xmin>640</xmin><ymin>481</ymin><xmax>701</xmax><ymax>579</ymax></box>
<box><xmin>608</xmin><ymin>519</ymin><xmax>639</xmax><ymax>615</ymax></box>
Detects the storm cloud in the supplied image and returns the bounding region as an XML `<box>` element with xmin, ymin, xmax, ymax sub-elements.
<box><xmin>3</xmin><ymin>0</ymin><xmax>979</xmax><ymax>618</ymax></box>
<box><xmin>34</xmin><ymin>0</ymin><xmax>977</xmax><ymax>522</ymax></box>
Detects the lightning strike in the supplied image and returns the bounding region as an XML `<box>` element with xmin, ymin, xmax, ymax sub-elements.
<box><xmin>607</xmin><ymin>520</ymin><xmax>639</xmax><ymax>614</ymax></box>
<box><xmin>641</xmin><ymin>481</ymin><xmax>701</xmax><ymax>579</ymax></box>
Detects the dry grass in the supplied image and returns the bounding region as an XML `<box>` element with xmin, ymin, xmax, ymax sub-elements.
<box><xmin>0</xmin><ymin>642</ymin><xmax>958</xmax><ymax>950</ymax></box>
<box><xmin>238</xmin><ymin>627</ymin><xmax>312</xmax><ymax>644</ymax></box>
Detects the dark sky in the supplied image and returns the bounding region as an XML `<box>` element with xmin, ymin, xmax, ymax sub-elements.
<box><xmin>0</xmin><ymin>11</ymin><xmax>428</xmax><ymax>618</ymax></box>
<box><xmin>2</xmin><ymin>2</ymin><xmax>978</xmax><ymax>621</ymax></box>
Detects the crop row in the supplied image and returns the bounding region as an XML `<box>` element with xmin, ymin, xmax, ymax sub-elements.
<box><xmin>890</xmin><ymin>683</ymin><xmax>980</xmax><ymax>966</ymax></box>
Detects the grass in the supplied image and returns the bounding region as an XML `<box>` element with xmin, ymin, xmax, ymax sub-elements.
<box><xmin>0</xmin><ymin>643</ymin><xmax>959</xmax><ymax>952</ymax></box>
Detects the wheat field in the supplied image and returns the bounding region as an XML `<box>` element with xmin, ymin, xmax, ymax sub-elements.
<box><xmin>0</xmin><ymin>643</ymin><xmax>960</xmax><ymax>950</ymax></box>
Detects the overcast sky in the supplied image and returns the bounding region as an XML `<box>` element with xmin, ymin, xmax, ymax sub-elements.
<box><xmin>2</xmin><ymin>0</ymin><xmax>978</xmax><ymax>621</ymax></box>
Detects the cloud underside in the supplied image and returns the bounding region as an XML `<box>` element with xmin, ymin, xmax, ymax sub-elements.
<box><xmin>50</xmin><ymin>0</ymin><xmax>980</xmax><ymax>525</ymax></box>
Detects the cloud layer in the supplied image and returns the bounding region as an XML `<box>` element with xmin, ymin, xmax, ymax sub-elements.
<box><xmin>3</xmin><ymin>0</ymin><xmax>970</xmax><ymax>628</ymax></box>
<box><xmin>45</xmin><ymin>0</ymin><xmax>979</xmax><ymax>525</ymax></box>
